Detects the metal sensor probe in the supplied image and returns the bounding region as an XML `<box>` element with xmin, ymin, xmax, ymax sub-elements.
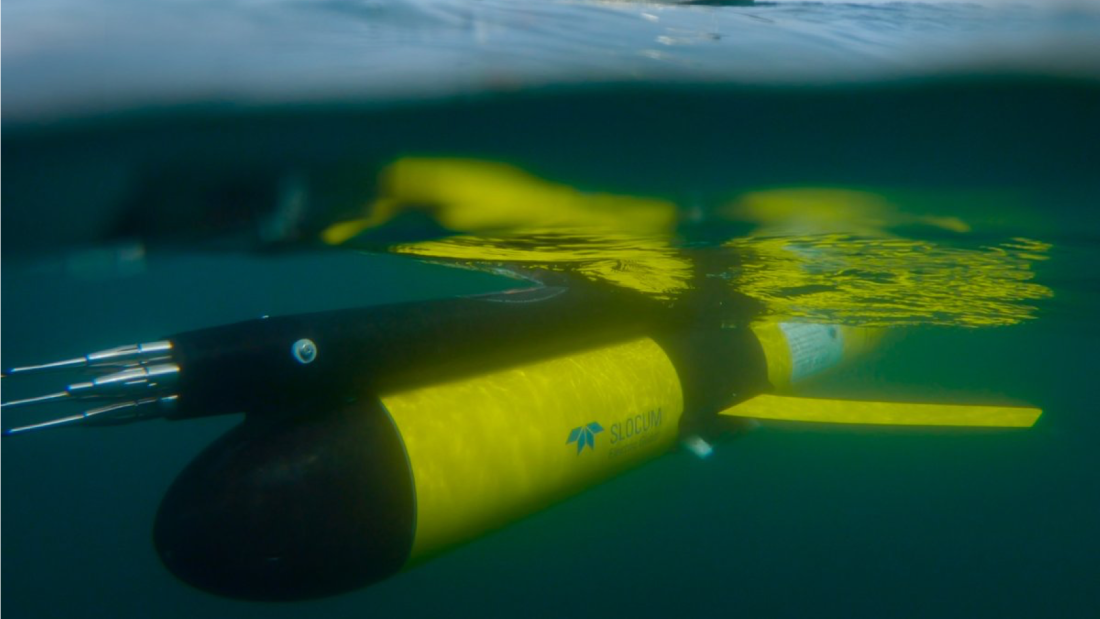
<box><xmin>1</xmin><ymin>340</ymin><xmax>180</xmax><ymax>436</ymax></box>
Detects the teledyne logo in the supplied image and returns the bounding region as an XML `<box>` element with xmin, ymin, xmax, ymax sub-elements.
<box><xmin>567</xmin><ymin>422</ymin><xmax>604</xmax><ymax>454</ymax></box>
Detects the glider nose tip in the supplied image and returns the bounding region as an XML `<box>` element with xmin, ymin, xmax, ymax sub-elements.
<box><xmin>154</xmin><ymin>403</ymin><xmax>415</xmax><ymax>600</ymax></box>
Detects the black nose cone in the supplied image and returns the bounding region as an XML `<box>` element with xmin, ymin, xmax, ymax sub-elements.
<box><xmin>154</xmin><ymin>401</ymin><xmax>414</xmax><ymax>600</ymax></box>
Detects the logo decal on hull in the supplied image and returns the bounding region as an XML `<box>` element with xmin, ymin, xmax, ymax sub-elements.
<box><xmin>608</xmin><ymin>408</ymin><xmax>663</xmax><ymax>458</ymax></box>
<box><xmin>567</xmin><ymin>422</ymin><xmax>604</xmax><ymax>454</ymax></box>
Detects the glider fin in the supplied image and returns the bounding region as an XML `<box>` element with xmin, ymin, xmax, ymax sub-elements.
<box><xmin>719</xmin><ymin>394</ymin><xmax>1041</xmax><ymax>428</ymax></box>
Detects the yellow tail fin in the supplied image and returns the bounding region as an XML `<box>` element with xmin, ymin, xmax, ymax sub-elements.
<box><xmin>719</xmin><ymin>394</ymin><xmax>1041</xmax><ymax>428</ymax></box>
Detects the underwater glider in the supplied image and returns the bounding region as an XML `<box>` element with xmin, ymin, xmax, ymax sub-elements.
<box><xmin>1</xmin><ymin>277</ymin><xmax>1040</xmax><ymax>600</ymax></box>
<box><xmin>1</xmin><ymin>158</ymin><xmax>1045</xmax><ymax>600</ymax></box>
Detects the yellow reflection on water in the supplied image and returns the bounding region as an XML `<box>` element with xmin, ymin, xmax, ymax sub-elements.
<box><xmin>387</xmin><ymin>232</ymin><xmax>694</xmax><ymax>300</ymax></box>
<box><xmin>322</xmin><ymin>158</ymin><xmax>1053</xmax><ymax>325</ymax></box>
<box><xmin>725</xmin><ymin>187</ymin><xmax>1052</xmax><ymax>326</ymax></box>
<box><xmin>324</xmin><ymin>157</ymin><xmax>692</xmax><ymax>299</ymax></box>
<box><xmin>726</xmin><ymin>234</ymin><xmax>1052</xmax><ymax>327</ymax></box>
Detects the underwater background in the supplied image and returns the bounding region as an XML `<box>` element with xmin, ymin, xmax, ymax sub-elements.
<box><xmin>4</xmin><ymin>0</ymin><xmax>1100</xmax><ymax>617</ymax></box>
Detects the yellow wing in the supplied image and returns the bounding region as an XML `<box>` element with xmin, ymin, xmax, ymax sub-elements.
<box><xmin>720</xmin><ymin>394</ymin><xmax>1041</xmax><ymax>428</ymax></box>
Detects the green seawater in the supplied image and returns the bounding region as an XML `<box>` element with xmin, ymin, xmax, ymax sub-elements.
<box><xmin>4</xmin><ymin>77</ymin><xmax>1099</xmax><ymax>618</ymax></box>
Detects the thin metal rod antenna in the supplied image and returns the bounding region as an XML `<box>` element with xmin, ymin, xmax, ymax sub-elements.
<box><xmin>1</xmin><ymin>391</ymin><xmax>75</xmax><ymax>408</ymax></box>
<box><xmin>2</xmin><ymin>341</ymin><xmax>180</xmax><ymax>436</ymax></box>
<box><xmin>1</xmin><ymin>357</ymin><xmax>89</xmax><ymax>377</ymax></box>
<box><xmin>2</xmin><ymin>340</ymin><xmax>174</xmax><ymax>378</ymax></box>
<box><xmin>2</xmin><ymin>396</ymin><xmax>178</xmax><ymax>436</ymax></box>
<box><xmin>0</xmin><ymin>364</ymin><xmax>179</xmax><ymax>410</ymax></box>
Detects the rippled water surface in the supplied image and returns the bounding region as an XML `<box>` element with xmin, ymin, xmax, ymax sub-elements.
<box><xmin>5</xmin><ymin>0</ymin><xmax>1099</xmax><ymax>119</ymax></box>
